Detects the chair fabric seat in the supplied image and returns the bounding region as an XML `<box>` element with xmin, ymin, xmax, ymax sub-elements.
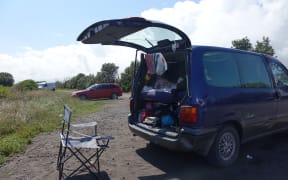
<box><xmin>60</xmin><ymin>134</ymin><xmax>102</xmax><ymax>149</ymax></box>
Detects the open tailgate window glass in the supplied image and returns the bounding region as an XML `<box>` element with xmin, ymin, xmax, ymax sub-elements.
<box><xmin>77</xmin><ymin>17</ymin><xmax>191</xmax><ymax>53</ymax></box>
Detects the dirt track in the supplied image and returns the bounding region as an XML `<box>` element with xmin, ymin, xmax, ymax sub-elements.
<box><xmin>1</xmin><ymin>94</ymin><xmax>288</xmax><ymax>180</ymax></box>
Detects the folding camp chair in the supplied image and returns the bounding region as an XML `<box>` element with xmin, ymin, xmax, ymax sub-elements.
<box><xmin>57</xmin><ymin>105</ymin><xmax>113</xmax><ymax>179</ymax></box>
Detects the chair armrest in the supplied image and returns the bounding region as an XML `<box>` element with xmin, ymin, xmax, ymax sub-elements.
<box><xmin>95</xmin><ymin>135</ymin><xmax>114</xmax><ymax>140</ymax></box>
<box><xmin>94</xmin><ymin>135</ymin><xmax>113</xmax><ymax>147</ymax></box>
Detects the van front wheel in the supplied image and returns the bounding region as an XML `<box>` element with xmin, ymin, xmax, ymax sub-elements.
<box><xmin>207</xmin><ymin>126</ymin><xmax>240</xmax><ymax>167</ymax></box>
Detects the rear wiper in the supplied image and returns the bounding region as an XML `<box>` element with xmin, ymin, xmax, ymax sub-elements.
<box><xmin>145</xmin><ymin>38</ymin><xmax>154</xmax><ymax>47</ymax></box>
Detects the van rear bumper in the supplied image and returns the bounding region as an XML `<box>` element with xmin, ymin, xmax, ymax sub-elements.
<box><xmin>128</xmin><ymin>116</ymin><xmax>218</xmax><ymax>156</ymax></box>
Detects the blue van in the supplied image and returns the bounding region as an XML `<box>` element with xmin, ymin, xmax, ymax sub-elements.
<box><xmin>77</xmin><ymin>17</ymin><xmax>288</xmax><ymax>166</ymax></box>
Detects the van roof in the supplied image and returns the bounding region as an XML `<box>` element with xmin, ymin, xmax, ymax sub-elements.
<box><xmin>191</xmin><ymin>45</ymin><xmax>274</xmax><ymax>58</ymax></box>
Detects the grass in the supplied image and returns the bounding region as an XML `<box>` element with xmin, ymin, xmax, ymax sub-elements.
<box><xmin>0</xmin><ymin>89</ymin><xmax>108</xmax><ymax>164</ymax></box>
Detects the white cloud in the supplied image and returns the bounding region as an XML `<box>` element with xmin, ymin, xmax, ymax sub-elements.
<box><xmin>142</xmin><ymin>0</ymin><xmax>288</xmax><ymax>64</ymax></box>
<box><xmin>1</xmin><ymin>0</ymin><xmax>288</xmax><ymax>83</ymax></box>
<box><xmin>0</xmin><ymin>44</ymin><xmax>135</xmax><ymax>83</ymax></box>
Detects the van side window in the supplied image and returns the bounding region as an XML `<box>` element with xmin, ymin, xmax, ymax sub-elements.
<box><xmin>203</xmin><ymin>51</ymin><xmax>272</xmax><ymax>88</ymax></box>
<box><xmin>203</xmin><ymin>52</ymin><xmax>241</xmax><ymax>87</ymax></box>
<box><xmin>91</xmin><ymin>85</ymin><xmax>99</xmax><ymax>90</ymax></box>
<box><xmin>270</xmin><ymin>62</ymin><xmax>288</xmax><ymax>87</ymax></box>
<box><xmin>236</xmin><ymin>53</ymin><xmax>272</xmax><ymax>88</ymax></box>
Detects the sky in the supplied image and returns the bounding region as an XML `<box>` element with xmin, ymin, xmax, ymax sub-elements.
<box><xmin>0</xmin><ymin>0</ymin><xmax>288</xmax><ymax>83</ymax></box>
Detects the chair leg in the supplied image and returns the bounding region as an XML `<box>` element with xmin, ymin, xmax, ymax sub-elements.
<box><xmin>97</xmin><ymin>149</ymin><xmax>100</xmax><ymax>172</ymax></box>
<box><xmin>57</xmin><ymin>146</ymin><xmax>68</xmax><ymax>180</ymax></box>
<box><xmin>57</xmin><ymin>142</ymin><xmax>63</xmax><ymax>170</ymax></box>
<box><xmin>57</xmin><ymin>142</ymin><xmax>109</xmax><ymax>179</ymax></box>
<box><xmin>58</xmin><ymin>162</ymin><xmax>63</xmax><ymax>180</ymax></box>
<box><xmin>67</xmin><ymin>148</ymin><xmax>99</xmax><ymax>178</ymax></box>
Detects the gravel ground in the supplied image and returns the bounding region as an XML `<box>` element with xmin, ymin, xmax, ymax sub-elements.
<box><xmin>1</xmin><ymin>94</ymin><xmax>288</xmax><ymax>180</ymax></box>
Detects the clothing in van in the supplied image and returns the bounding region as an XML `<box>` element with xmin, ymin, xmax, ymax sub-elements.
<box><xmin>154</xmin><ymin>53</ymin><xmax>167</xmax><ymax>76</ymax></box>
<box><xmin>145</xmin><ymin>54</ymin><xmax>155</xmax><ymax>74</ymax></box>
<box><xmin>145</xmin><ymin>53</ymin><xmax>167</xmax><ymax>75</ymax></box>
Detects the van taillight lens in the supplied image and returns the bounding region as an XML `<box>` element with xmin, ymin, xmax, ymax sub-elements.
<box><xmin>179</xmin><ymin>106</ymin><xmax>198</xmax><ymax>124</ymax></box>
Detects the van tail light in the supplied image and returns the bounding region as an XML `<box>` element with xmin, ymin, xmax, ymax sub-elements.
<box><xmin>179</xmin><ymin>106</ymin><xmax>198</xmax><ymax>124</ymax></box>
<box><xmin>140</xmin><ymin>111</ymin><xmax>148</xmax><ymax>122</ymax></box>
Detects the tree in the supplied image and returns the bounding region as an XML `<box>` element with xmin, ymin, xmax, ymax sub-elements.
<box><xmin>120</xmin><ymin>61</ymin><xmax>139</xmax><ymax>92</ymax></box>
<box><xmin>0</xmin><ymin>72</ymin><xmax>14</xmax><ymax>86</ymax></box>
<box><xmin>13</xmin><ymin>79</ymin><xmax>38</xmax><ymax>91</ymax></box>
<box><xmin>62</xmin><ymin>73</ymin><xmax>86</xmax><ymax>89</ymax></box>
<box><xmin>232</xmin><ymin>36</ymin><xmax>275</xmax><ymax>56</ymax></box>
<box><xmin>71</xmin><ymin>73</ymin><xmax>85</xmax><ymax>89</ymax></box>
<box><xmin>254</xmin><ymin>36</ymin><xmax>275</xmax><ymax>56</ymax></box>
<box><xmin>96</xmin><ymin>63</ymin><xmax>119</xmax><ymax>83</ymax></box>
<box><xmin>55</xmin><ymin>81</ymin><xmax>64</xmax><ymax>89</ymax></box>
<box><xmin>85</xmin><ymin>74</ymin><xmax>98</xmax><ymax>86</ymax></box>
<box><xmin>76</xmin><ymin>75</ymin><xmax>97</xmax><ymax>89</ymax></box>
<box><xmin>231</xmin><ymin>36</ymin><xmax>253</xmax><ymax>51</ymax></box>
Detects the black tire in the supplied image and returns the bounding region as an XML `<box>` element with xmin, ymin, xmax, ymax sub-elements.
<box><xmin>79</xmin><ymin>94</ymin><xmax>87</xmax><ymax>100</ymax></box>
<box><xmin>111</xmin><ymin>93</ymin><xmax>118</xmax><ymax>100</ymax></box>
<box><xmin>207</xmin><ymin>126</ymin><xmax>240</xmax><ymax>167</ymax></box>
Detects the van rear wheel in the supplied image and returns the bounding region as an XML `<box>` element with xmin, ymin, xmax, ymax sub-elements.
<box><xmin>207</xmin><ymin>126</ymin><xmax>240</xmax><ymax>167</ymax></box>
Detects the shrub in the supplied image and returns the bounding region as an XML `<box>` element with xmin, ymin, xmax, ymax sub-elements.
<box><xmin>13</xmin><ymin>80</ymin><xmax>38</xmax><ymax>91</ymax></box>
<box><xmin>120</xmin><ymin>61</ymin><xmax>139</xmax><ymax>92</ymax></box>
<box><xmin>0</xmin><ymin>85</ymin><xmax>11</xmax><ymax>98</ymax></box>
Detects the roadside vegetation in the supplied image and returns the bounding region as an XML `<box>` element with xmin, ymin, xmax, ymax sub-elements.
<box><xmin>56</xmin><ymin>62</ymin><xmax>138</xmax><ymax>93</ymax></box>
<box><xmin>0</xmin><ymin>88</ymin><xmax>106</xmax><ymax>164</ymax></box>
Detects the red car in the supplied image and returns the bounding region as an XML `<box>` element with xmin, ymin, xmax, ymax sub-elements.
<box><xmin>71</xmin><ymin>83</ymin><xmax>122</xmax><ymax>100</ymax></box>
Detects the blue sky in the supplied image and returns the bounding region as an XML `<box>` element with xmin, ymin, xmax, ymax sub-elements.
<box><xmin>1</xmin><ymin>0</ymin><xmax>288</xmax><ymax>82</ymax></box>
<box><xmin>0</xmin><ymin>0</ymin><xmax>186</xmax><ymax>54</ymax></box>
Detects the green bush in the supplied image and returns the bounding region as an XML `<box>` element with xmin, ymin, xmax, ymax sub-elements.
<box><xmin>0</xmin><ymin>85</ymin><xmax>11</xmax><ymax>98</ymax></box>
<box><xmin>13</xmin><ymin>79</ymin><xmax>38</xmax><ymax>91</ymax></box>
<box><xmin>120</xmin><ymin>61</ymin><xmax>139</xmax><ymax>92</ymax></box>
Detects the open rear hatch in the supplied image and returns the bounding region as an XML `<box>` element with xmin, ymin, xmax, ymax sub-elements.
<box><xmin>77</xmin><ymin>17</ymin><xmax>192</xmax><ymax>136</ymax></box>
<box><xmin>77</xmin><ymin>17</ymin><xmax>191</xmax><ymax>53</ymax></box>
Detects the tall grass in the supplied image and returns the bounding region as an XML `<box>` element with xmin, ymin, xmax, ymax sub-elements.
<box><xmin>0</xmin><ymin>85</ymin><xmax>11</xmax><ymax>98</ymax></box>
<box><xmin>0</xmin><ymin>89</ymin><xmax>106</xmax><ymax>164</ymax></box>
